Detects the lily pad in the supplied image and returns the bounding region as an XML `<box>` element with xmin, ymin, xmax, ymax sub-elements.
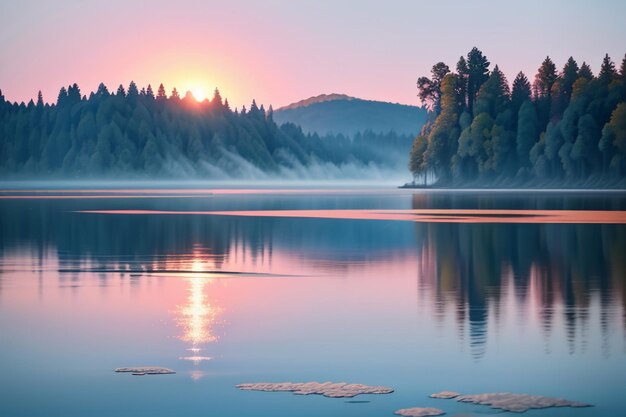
<box><xmin>236</xmin><ymin>381</ymin><xmax>393</xmax><ymax>398</ymax></box>
<box><xmin>395</xmin><ymin>407</ymin><xmax>446</xmax><ymax>417</ymax></box>
<box><xmin>455</xmin><ymin>392</ymin><xmax>591</xmax><ymax>413</ymax></box>
<box><xmin>430</xmin><ymin>391</ymin><xmax>460</xmax><ymax>399</ymax></box>
<box><xmin>114</xmin><ymin>366</ymin><xmax>175</xmax><ymax>375</ymax></box>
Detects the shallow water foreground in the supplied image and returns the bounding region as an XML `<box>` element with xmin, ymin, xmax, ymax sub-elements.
<box><xmin>0</xmin><ymin>187</ymin><xmax>625</xmax><ymax>417</ymax></box>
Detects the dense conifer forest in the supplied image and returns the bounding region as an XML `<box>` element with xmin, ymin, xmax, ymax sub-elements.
<box><xmin>410</xmin><ymin>48</ymin><xmax>626</xmax><ymax>187</ymax></box>
<box><xmin>0</xmin><ymin>84</ymin><xmax>412</xmax><ymax>179</ymax></box>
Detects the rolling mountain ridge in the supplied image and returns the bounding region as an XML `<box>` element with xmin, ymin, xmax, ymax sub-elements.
<box><xmin>274</xmin><ymin>93</ymin><xmax>428</xmax><ymax>136</ymax></box>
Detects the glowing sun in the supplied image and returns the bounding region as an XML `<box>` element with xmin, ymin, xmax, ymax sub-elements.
<box><xmin>191</xmin><ymin>87</ymin><xmax>206</xmax><ymax>102</ymax></box>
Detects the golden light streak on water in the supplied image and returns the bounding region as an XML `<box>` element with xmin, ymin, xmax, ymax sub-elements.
<box><xmin>76</xmin><ymin>209</ymin><xmax>626</xmax><ymax>224</ymax></box>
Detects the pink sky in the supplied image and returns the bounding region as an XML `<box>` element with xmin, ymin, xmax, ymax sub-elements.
<box><xmin>1</xmin><ymin>0</ymin><xmax>624</xmax><ymax>108</ymax></box>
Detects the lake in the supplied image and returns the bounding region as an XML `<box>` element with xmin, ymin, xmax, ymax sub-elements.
<box><xmin>1</xmin><ymin>186</ymin><xmax>625</xmax><ymax>416</ymax></box>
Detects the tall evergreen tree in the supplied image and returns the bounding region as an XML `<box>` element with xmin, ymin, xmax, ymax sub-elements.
<box><xmin>511</xmin><ymin>72</ymin><xmax>532</xmax><ymax>116</ymax></box>
<box><xmin>96</xmin><ymin>83</ymin><xmax>110</xmax><ymax>97</ymax></box>
<box><xmin>146</xmin><ymin>84</ymin><xmax>155</xmax><ymax>100</ymax></box>
<box><xmin>127</xmin><ymin>81</ymin><xmax>139</xmax><ymax>97</ymax></box>
<box><xmin>455</xmin><ymin>56</ymin><xmax>469</xmax><ymax>111</ymax></box>
<box><xmin>57</xmin><ymin>87</ymin><xmax>68</xmax><ymax>105</ymax></box>
<box><xmin>466</xmin><ymin>47</ymin><xmax>490</xmax><ymax>115</ymax></box>
<box><xmin>474</xmin><ymin>65</ymin><xmax>509</xmax><ymax>118</ymax></box>
<box><xmin>212</xmin><ymin>88</ymin><xmax>223</xmax><ymax>107</ymax></box>
<box><xmin>533</xmin><ymin>57</ymin><xmax>557</xmax><ymax>129</ymax></box>
<box><xmin>550</xmin><ymin>57</ymin><xmax>580</xmax><ymax>121</ymax></box>
<box><xmin>533</xmin><ymin>57</ymin><xmax>557</xmax><ymax>99</ymax></box>
<box><xmin>598</xmin><ymin>53</ymin><xmax>616</xmax><ymax>83</ymax></box>
<box><xmin>67</xmin><ymin>83</ymin><xmax>81</xmax><ymax>103</ymax></box>
<box><xmin>156</xmin><ymin>84</ymin><xmax>167</xmax><ymax>101</ymax></box>
<box><xmin>561</xmin><ymin>57</ymin><xmax>580</xmax><ymax>102</ymax></box>
<box><xmin>578</xmin><ymin>62</ymin><xmax>593</xmax><ymax>80</ymax></box>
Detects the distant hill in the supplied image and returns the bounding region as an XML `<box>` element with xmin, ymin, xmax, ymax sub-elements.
<box><xmin>273</xmin><ymin>94</ymin><xmax>428</xmax><ymax>136</ymax></box>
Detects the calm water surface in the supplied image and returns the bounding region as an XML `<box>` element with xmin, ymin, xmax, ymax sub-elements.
<box><xmin>1</xmin><ymin>187</ymin><xmax>625</xmax><ymax>416</ymax></box>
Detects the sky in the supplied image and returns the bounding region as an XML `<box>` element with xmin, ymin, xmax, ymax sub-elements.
<box><xmin>1</xmin><ymin>0</ymin><xmax>625</xmax><ymax>109</ymax></box>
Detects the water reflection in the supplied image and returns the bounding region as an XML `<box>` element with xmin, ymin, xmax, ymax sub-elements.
<box><xmin>412</xmin><ymin>219</ymin><xmax>626</xmax><ymax>359</ymax></box>
<box><xmin>0</xmin><ymin>191</ymin><xmax>624</xmax><ymax>361</ymax></box>
<box><xmin>176</xmin><ymin>277</ymin><xmax>219</xmax><ymax>352</ymax></box>
<box><xmin>172</xmin><ymin>248</ymin><xmax>222</xmax><ymax>372</ymax></box>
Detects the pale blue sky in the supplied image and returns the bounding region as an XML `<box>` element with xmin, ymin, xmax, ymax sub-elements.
<box><xmin>1</xmin><ymin>0</ymin><xmax>625</xmax><ymax>107</ymax></box>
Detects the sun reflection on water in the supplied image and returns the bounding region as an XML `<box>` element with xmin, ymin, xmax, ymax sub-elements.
<box><xmin>175</xmin><ymin>274</ymin><xmax>221</xmax><ymax>370</ymax></box>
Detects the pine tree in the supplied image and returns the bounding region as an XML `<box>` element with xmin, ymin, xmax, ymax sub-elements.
<box><xmin>250</xmin><ymin>99</ymin><xmax>259</xmax><ymax>116</ymax></box>
<box><xmin>598</xmin><ymin>53</ymin><xmax>616</xmax><ymax>83</ymax></box>
<box><xmin>96</xmin><ymin>83</ymin><xmax>110</xmax><ymax>97</ymax></box>
<box><xmin>550</xmin><ymin>57</ymin><xmax>580</xmax><ymax>121</ymax></box>
<box><xmin>455</xmin><ymin>56</ymin><xmax>469</xmax><ymax>111</ymax></box>
<box><xmin>146</xmin><ymin>84</ymin><xmax>155</xmax><ymax>100</ymax></box>
<box><xmin>533</xmin><ymin>56</ymin><xmax>557</xmax><ymax>99</ymax></box>
<box><xmin>116</xmin><ymin>84</ymin><xmax>126</xmax><ymax>97</ymax></box>
<box><xmin>561</xmin><ymin>57</ymin><xmax>579</xmax><ymax>102</ymax></box>
<box><xmin>533</xmin><ymin>57</ymin><xmax>558</xmax><ymax>129</ymax></box>
<box><xmin>57</xmin><ymin>87</ymin><xmax>68</xmax><ymax>105</ymax></box>
<box><xmin>578</xmin><ymin>62</ymin><xmax>593</xmax><ymax>80</ymax></box>
<box><xmin>36</xmin><ymin>91</ymin><xmax>44</xmax><ymax>107</ymax></box>
<box><xmin>127</xmin><ymin>81</ymin><xmax>139</xmax><ymax>97</ymax></box>
<box><xmin>67</xmin><ymin>83</ymin><xmax>81</xmax><ymax>103</ymax></box>
<box><xmin>511</xmin><ymin>72</ymin><xmax>532</xmax><ymax>115</ymax></box>
<box><xmin>170</xmin><ymin>88</ymin><xmax>180</xmax><ymax>100</ymax></box>
<box><xmin>157</xmin><ymin>84</ymin><xmax>167</xmax><ymax>100</ymax></box>
<box><xmin>212</xmin><ymin>88</ymin><xmax>223</xmax><ymax>107</ymax></box>
<box><xmin>466</xmin><ymin>47</ymin><xmax>490</xmax><ymax>115</ymax></box>
<box><xmin>474</xmin><ymin>65</ymin><xmax>509</xmax><ymax>118</ymax></box>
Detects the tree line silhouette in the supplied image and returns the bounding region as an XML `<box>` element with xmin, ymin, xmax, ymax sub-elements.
<box><xmin>410</xmin><ymin>48</ymin><xmax>626</xmax><ymax>186</ymax></box>
<box><xmin>0</xmin><ymin>83</ymin><xmax>412</xmax><ymax>178</ymax></box>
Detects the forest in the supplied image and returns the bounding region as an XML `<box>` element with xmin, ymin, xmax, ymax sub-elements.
<box><xmin>410</xmin><ymin>48</ymin><xmax>626</xmax><ymax>187</ymax></box>
<box><xmin>0</xmin><ymin>84</ymin><xmax>412</xmax><ymax>179</ymax></box>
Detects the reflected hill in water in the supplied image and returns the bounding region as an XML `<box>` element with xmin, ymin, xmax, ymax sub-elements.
<box><xmin>0</xmin><ymin>190</ymin><xmax>624</xmax><ymax>358</ymax></box>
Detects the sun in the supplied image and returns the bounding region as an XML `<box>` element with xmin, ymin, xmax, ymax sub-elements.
<box><xmin>191</xmin><ymin>87</ymin><xmax>206</xmax><ymax>102</ymax></box>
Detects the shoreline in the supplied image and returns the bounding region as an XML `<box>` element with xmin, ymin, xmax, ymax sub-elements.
<box><xmin>399</xmin><ymin>183</ymin><xmax>626</xmax><ymax>192</ymax></box>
